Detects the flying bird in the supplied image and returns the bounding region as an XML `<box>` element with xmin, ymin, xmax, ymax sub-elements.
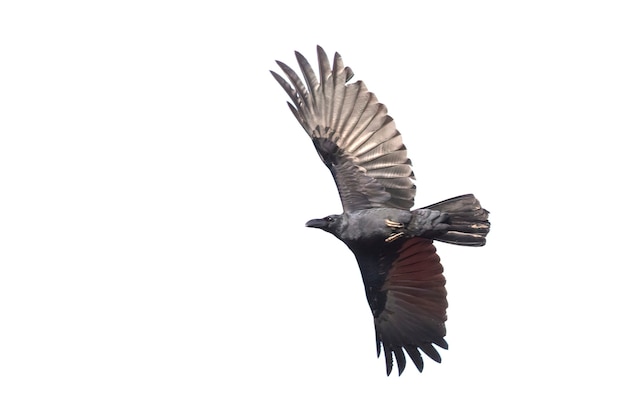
<box><xmin>271</xmin><ymin>46</ymin><xmax>490</xmax><ymax>376</ymax></box>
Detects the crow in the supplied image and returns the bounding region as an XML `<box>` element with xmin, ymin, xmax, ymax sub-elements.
<box><xmin>271</xmin><ymin>46</ymin><xmax>490</xmax><ymax>376</ymax></box>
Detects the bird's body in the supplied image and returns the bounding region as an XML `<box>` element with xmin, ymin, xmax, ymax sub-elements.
<box><xmin>310</xmin><ymin>207</ymin><xmax>448</xmax><ymax>243</ymax></box>
<box><xmin>272</xmin><ymin>46</ymin><xmax>490</xmax><ymax>375</ymax></box>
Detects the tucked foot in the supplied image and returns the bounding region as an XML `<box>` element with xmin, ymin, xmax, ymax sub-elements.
<box><xmin>385</xmin><ymin>219</ymin><xmax>404</xmax><ymax>229</ymax></box>
<box><xmin>385</xmin><ymin>232</ymin><xmax>405</xmax><ymax>243</ymax></box>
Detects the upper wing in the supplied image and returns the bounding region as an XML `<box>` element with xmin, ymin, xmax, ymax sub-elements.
<box><xmin>271</xmin><ymin>46</ymin><xmax>416</xmax><ymax>212</ymax></box>
<box><xmin>354</xmin><ymin>238</ymin><xmax>448</xmax><ymax>376</ymax></box>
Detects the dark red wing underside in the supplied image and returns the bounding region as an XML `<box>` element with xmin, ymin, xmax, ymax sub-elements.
<box><xmin>374</xmin><ymin>238</ymin><xmax>448</xmax><ymax>375</ymax></box>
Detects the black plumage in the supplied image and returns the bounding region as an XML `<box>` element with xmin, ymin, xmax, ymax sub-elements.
<box><xmin>272</xmin><ymin>46</ymin><xmax>490</xmax><ymax>376</ymax></box>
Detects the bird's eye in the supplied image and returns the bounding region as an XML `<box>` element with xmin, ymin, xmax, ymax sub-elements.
<box><xmin>325</xmin><ymin>216</ymin><xmax>334</xmax><ymax>223</ymax></box>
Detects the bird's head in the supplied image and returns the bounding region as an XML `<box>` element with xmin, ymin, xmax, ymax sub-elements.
<box><xmin>305</xmin><ymin>214</ymin><xmax>344</xmax><ymax>237</ymax></box>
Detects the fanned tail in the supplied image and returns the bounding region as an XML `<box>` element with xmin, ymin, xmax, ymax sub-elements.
<box><xmin>423</xmin><ymin>194</ymin><xmax>490</xmax><ymax>246</ymax></box>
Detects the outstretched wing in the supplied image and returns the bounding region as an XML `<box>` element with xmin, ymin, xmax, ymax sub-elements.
<box><xmin>271</xmin><ymin>46</ymin><xmax>416</xmax><ymax>212</ymax></box>
<box><xmin>354</xmin><ymin>238</ymin><xmax>448</xmax><ymax>376</ymax></box>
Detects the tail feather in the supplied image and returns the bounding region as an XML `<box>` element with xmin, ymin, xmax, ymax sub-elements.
<box><xmin>423</xmin><ymin>194</ymin><xmax>490</xmax><ymax>246</ymax></box>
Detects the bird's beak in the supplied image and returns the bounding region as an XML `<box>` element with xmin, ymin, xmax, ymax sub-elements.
<box><xmin>305</xmin><ymin>218</ymin><xmax>326</xmax><ymax>228</ymax></box>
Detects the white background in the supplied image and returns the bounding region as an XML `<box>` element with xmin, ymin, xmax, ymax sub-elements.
<box><xmin>1</xmin><ymin>1</ymin><xmax>625</xmax><ymax>415</ymax></box>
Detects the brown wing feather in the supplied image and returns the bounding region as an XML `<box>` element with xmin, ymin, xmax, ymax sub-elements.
<box><xmin>374</xmin><ymin>238</ymin><xmax>448</xmax><ymax>375</ymax></box>
<box><xmin>272</xmin><ymin>46</ymin><xmax>416</xmax><ymax>212</ymax></box>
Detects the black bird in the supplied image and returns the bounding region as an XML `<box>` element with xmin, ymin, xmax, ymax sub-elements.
<box><xmin>271</xmin><ymin>46</ymin><xmax>490</xmax><ymax>376</ymax></box>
